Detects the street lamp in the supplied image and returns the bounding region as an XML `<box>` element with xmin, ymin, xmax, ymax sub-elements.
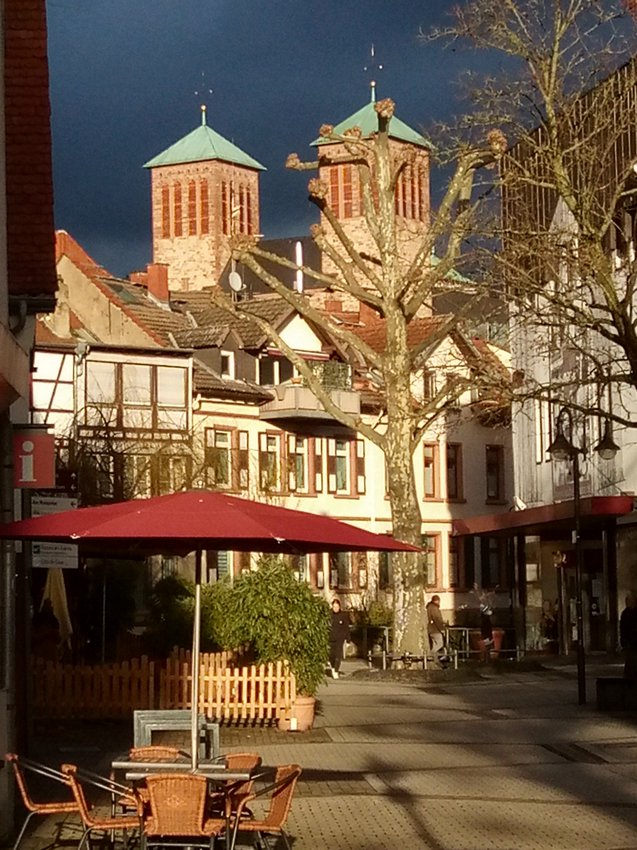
<box><xmin>547</xmin><ymin>407</ymin><xmax>619</xmax><ymax>705</ymax></box>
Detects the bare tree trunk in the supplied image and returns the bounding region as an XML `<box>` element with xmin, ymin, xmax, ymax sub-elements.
<box><xmin>384</xmin><ymin>307</ymin><xmax>424</xmax><ymax>653</ymax></box>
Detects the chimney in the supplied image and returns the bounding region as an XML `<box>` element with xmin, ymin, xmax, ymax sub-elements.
<box><xmin>359</xmin><ymin>301</ymin><xmax>380</xmax><ymax>325</ymax></box>
<box><xmin>147</xmin><ymin>263</ymin><xmax>169</xmax><ymax>302</ymax></box>
<box><xmin>324</xmin><ymin>297</ymin><xmax>343</xmax><ymax>315</ymax></box>
<box><xmin>128</xmin><ymin>270</ymin><xmax>147</xmax><ymax>287</ymax></box>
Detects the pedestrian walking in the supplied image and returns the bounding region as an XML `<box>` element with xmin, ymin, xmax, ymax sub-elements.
<box><xmin>426</xmin><ymin>594</ymin><xmax>447</xmax><ymax>666</ymax></box>
<box><xmin>620</xmin><ymin>592</ymin><xmax>637</xmax><ymax>679</ymax></box>
<box><xmin>473</xmin><ymin>583</ymin><xmax>495</xmax><ymax>647</ymax></box>
<box><xmin>329</xmin><ymin>598</ymin><xmax>350</xmax><ymax>678</ymax></box>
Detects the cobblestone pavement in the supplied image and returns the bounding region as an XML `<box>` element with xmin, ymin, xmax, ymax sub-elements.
<box><xmin>6</xmin><ymin>657</ymin><xmax>637</xmax><ymax>850</ymax></box>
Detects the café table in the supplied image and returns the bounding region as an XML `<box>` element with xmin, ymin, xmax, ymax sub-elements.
<box><xmin>111</xmin><ymin>755</ymin><xmax>267</xmax><ymax>850</ymax></box>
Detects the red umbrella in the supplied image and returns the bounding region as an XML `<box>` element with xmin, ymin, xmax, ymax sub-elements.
<box><xmin>0</xmin><ymin>489</ymin><xmax>418</xmax><ymax>556</ymax></box>
<box><xmin>0</xmin><ymin>489</ymin><xmax>417</xmax><ymax>765</ymax></box>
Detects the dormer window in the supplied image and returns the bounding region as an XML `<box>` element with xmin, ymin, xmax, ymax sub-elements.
<box><xmin>220</xmin><ymin>351</ymin><xmax>235</xmax><ymax>379</ymax></box>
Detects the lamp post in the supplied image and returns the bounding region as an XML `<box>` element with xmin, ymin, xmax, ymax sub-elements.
<box><xmin>547</xmin><ymin>407</ymin><xmax>619</xmax><ymax>705</ymax></box>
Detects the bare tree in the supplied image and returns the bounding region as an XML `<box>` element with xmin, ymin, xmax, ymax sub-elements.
<box><xmin>210</xmin><ymin>98</ymin><xmax>507</xmax><ymax>652</ymax></box>
<box><xmin>430</xmin><ymin>0</ymin><xmax>637</xmax><ymax>427</ymax></box>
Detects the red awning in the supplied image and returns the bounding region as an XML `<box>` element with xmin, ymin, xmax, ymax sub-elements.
<box><xmin>452</xmin><ymin>495</ymin><xmax>634</xmax><ymax>537</ymax></box>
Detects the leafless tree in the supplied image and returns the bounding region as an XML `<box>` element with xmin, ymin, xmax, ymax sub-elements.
<box><xmin>430</xmin><ymin>0</ymin><xmax>637</xmax><ymax>429</ymax></box>
<box><xmin>210</xmin><ymin>98</ymin><xmax>507</xmax><ymax>652</ymax></box>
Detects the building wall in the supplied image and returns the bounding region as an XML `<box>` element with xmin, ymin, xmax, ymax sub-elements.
<box><xmin>48</xmin><ymin>256</ymin><xmax>160</xmax><ymax>348</ymax></box>
<box><xmin>317</xmin><ymin>139</ymin><xmax>430</xmax><ymax>286</ymax></box>
<box><xmin>150</xmin><ymin>160</ymin><xmax>260</xmax><ymax>290</ymax></box>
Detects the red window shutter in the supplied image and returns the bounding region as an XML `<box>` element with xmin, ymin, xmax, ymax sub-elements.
<box><xmin>314</xmin><ymin>438</ymin><xmax>323</xmax><ymax>493</ymax></box>
<box><xmin>355</xmin><ymin>439</ymin><xmax>366</xmax><ymax>495</ymax></box>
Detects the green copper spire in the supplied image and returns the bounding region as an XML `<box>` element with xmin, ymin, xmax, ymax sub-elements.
<box><xmin>144</xmin><ymin>109</ymin><xmax>266</xmax><ymax>171</ymax></box>
<box><xmin>311</xmin><ymin>99</ymin><xmax>431</xmax><ymax>149</ymax></box>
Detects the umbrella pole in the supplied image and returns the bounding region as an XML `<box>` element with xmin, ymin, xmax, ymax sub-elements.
<box><xmin>191</xmin><ymin>549</ymin><xmax>202</xmax><ymax>770</ymax></box>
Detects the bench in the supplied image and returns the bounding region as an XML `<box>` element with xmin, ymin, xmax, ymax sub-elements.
<box><xmin>133</xmin><ymin>709</ymin><xmax>220</xmax><ymax>758</ymax></box>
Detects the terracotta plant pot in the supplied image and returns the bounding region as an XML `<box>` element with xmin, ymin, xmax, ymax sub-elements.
<box><xmin>278</xmin><ymin>695</ymin><xmax>316</xmax><ymax>732</ymax></box>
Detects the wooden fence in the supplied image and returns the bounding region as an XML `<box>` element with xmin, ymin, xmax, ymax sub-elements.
<box><xmin>32</xmin><ymin>652</ymin><xmax>296</xmax><ymax>723</ymax></box>
<box><xmin>160</xmin><ymin>659</ymin><xmax>296</xmax><ymax>722</ymax></box>
<box><xmin>32</xmin><ymin>656</ymin><xmax>156</xmax><ymax>719</ymax></box>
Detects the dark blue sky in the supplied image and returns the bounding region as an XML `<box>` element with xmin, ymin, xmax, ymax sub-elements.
<box><xmin>46</xmin><ymin>0</ymin><xmax>481</xmax><ymax>278</ymax></box>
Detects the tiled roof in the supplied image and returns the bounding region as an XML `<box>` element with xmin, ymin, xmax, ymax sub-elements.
<box><xmin>352</xmin><ymin>315</ymin><xmax>447</xmax><ymax>354</ymax></box>
<box><xmin>144</xmin><ymin>117</ymin><xmax>265</xmax><ymax>171</ymax></box>
<box><xmin>193</xmin><ymin>359</ymin><xmax>271</xmax><ymax>403</ymax></box>
<box><xmin>172</xmin><ymin>292</ymin><xmax>293</xmax><ymax>350</ymax></box>
<box><xmin>6</xmin><ymin>0</ymin><xmax>57</xmax><ymax>303</ymax></box>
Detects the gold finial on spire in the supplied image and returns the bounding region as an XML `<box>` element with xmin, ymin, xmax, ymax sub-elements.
<box><xmin>364</xmin><ymin>44</ymin><xmax>383</xmax><ymax>103</ymax></box>
<box><xmin>194</xmin><ymin>72</ymin><xmax>213</xmax><ymax>124</ymax></box>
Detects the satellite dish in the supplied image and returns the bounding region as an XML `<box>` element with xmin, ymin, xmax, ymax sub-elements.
<box><xmin>228</xmin><ymin>271</ymin><xmax>244</xmax><ymax>292</ymax></box>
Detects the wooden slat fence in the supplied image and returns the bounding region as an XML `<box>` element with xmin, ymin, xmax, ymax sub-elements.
<box><xmin>32</xmin><ymin>652</ymin><xmax>296</xmax><ymax>723</ymax></box>
<box><xmin>32</xmin><ymin>656</ymin><xmax>156</xmax><ymax>719</ymax></box>
<box><xmin>169</xmin><ymin>647</ymin><xmax>235</xmax><ymax>670</ymax></box>
<box><xmin>159</xmin><ymin>659</ymin><xmax>296</xmax><ymax>722</ymax></box>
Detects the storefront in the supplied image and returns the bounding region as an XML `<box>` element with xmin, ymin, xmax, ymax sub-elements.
<box><xmin>453</xmin><ymin>496</ymin><xmax>635</xmax><ymax>656</ymax></box>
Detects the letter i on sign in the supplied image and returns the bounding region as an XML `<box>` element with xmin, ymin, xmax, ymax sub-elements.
<box><xmin>18</xmin><ymin>440</ymin><xmax>35</xmax><ymax>483</ymax></box>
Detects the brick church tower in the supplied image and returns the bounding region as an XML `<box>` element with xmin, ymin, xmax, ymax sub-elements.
<box><xmin>144</xmin><ymin>106</ymin><xmax>265</xmax><ymax>292</ymax></box>
<box><xmin>312</xmin><ymin>93</ymin><xmax>431</xmax><ymax>277</ymax></box>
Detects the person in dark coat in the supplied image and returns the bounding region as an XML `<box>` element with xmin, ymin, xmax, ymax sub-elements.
<box><xmin>620</xmin><ymin>593</ymin><xmax>637</xmax><ymax>679</ymax></box>
<box><xmin>329</xmin><ymin>599</ymin><xmax>350</xmax><ymax>679</ymax></box>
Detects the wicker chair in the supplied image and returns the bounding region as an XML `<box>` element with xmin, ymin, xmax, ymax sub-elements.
<box><xmin>209</xmin><ymin>752</ymin><xmax>262</xmax><ymax>820</ymax></box>
<box><xmin>142</xmin><ymin>773</ymin><xmax>225</xmax><ymax>850</ymax></box>
<box><xmin>5</xmin><ymin>753</ymin><xmax>80</xmax><ymax>850</ymax></box>
<box><xmin>231</xmin><ymin>764</ymin><xmax>302</xmax><ymax>850</ymax></box>
<box><xmin>61</xmin><ymin>763</ymin><xmax>141</xmax><ymax>850</ymax></box>
<box><xmin>128</xmin><ymin>746</ymin><xmax>189</xmax><ymax>762</ymax></box>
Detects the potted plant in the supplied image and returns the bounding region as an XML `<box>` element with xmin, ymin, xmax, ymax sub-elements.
<box><xmin>220</xmin><ymin>556</ymin><xmax>330</xmax><ymax>729</ymax></box>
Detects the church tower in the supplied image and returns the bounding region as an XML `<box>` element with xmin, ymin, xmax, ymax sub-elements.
<box><xmin>311</xmin><ymin>91</ymin><xmax>431</xmax><ymax>275</ymax></box>
<box><xmin>144</xmin><ymin>106</ymin><xmax>265</xmax><ymax>292</ymax></box>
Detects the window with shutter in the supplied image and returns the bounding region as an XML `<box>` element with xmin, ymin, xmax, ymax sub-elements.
<box><xmin>237</xmin><ymin>430</ymin><xmax>249</xmax><ymax>490</ymax></box>
<box><xmin>259</xmin><ymin>432</ymin><xmax>281</xmax><ymax>492</ymax></box>
<box><xmin>423</xmin><ymin>443</ymin><xmax>439</xmax><ymax>499</ymax></box>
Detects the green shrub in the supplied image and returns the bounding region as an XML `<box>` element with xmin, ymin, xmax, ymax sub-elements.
<box><xmin>220</xmin><ymin>555</ymin><xmax>330</xmax><ymax>695</ymax></box>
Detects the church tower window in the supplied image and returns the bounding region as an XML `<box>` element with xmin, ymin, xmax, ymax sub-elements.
<box><xmin>188</xmin><ymin>181</ymin><xmax>197</xmax><ymax>235</ymax></box>
<box><xmin>173</xmin><ymin>184</ymin><xmax>183</xmax><ymax>236</ymax></box>
<box><xmin>161</xmin><ymin>186</ymin><xmax>170</xmax><ymax>238</ymax></box>
<box><xmin>221</xmin><ymin>182</ymin><xmax>230</xmax><ymax>235</ymax></box>
<box><xmin>200</xmin><ymin>180</ymin><xmax>209</xmax><ymax>234</ymax></box>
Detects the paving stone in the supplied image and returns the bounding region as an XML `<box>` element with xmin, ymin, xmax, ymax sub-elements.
<box><xmin>8</xmin><ymin>659</ymin><xmax>637</xmax><ymax>850</ymax></box>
